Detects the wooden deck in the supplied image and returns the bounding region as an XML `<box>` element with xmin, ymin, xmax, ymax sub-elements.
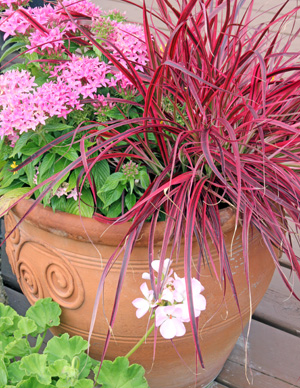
<box><xmin>1</xmin><ymin>218</ymin><xmax>299</xmax><ymax>388</ymax></box>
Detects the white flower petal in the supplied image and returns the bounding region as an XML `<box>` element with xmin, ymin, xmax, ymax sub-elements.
<box><xmin>160</xmin><ymin>319</ymin><xmax>177</xmax><ymax>339</ymax></box>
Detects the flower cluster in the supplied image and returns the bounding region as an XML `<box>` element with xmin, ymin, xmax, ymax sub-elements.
<box><xmin>132</xmin><ymin>260</ymin><xmax>206</xmax><ymax>339</ymax></box>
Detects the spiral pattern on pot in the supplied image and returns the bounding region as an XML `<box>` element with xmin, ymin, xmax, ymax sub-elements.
<box><xmin>45</xmin><ymin>260</ymin><xmax>84</xmax><ymax>309</ymax></box>
<box><xmin>16</xmin><ymin>261</ymin><xmax>44</xmax><ymax>304</ymax></box>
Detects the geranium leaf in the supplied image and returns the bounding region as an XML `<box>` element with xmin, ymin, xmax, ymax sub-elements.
<box><xmin>15</xmin><ymin>317</ymin><xmax>37</xmax><ymax>340</ymax></box>
<box><xmin>44</xmin><ymin>333</ymin><xmax>88</xmax><ymax>363</ymax></box>
<box><xmin>5</xmin><ymin>339</ymin><xmax>31</xmax><ymax>359</ymax></box>
<box><xmin>0</xmin><ymin>357</ymin><xmax>8</xmax><ymax>386</ymax></box>
<box><xmin>16</xmin><ymin>376</ymin><xmax>52</xmax><ymax>388</ymax></box>
<box><xmin>47</xmin><ymin>359</ymin><xmax>69</xmax><ymax>377</ymax></box>
<box><xmin>94</xmin><ymin>357</ymin><xmax>149</xmax><ymax>388</ymax></box>
<box><xmin>25</xmin><ymin>298</ymin><xmax>61</xmax><ymax>336</ymax></box>
<box><xmin>74</xmin><ymin>380</ymin><xmax>94</xmax><ymax>388</ymax></box>
<box><xmin>7</xmin><ymin>361</ymin><xmax>26</xmax><ymax>384</ymax></box>
<box><xmin>19</xmin><ymin>354</ymin><xmax>51</xmax><ymax>385</ymax></box>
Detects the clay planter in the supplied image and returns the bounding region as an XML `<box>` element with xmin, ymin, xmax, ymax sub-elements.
<box><xmin>5</xmin><ymin>199</ymin><xmax>275</xmax><ymax>388</ymax></box>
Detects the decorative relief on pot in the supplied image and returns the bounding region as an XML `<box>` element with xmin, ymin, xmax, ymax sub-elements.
<box><xmin>16</xmin><ymin>240</ymin><xmax>85</xmax><ymax>310</ymax></box>
<box><xmin>4</xmin><ymin>213</ymin><xmax>20</xmax><ymax>274</ymax></box>
<box><xmin>16</xmin><ymin>260</ymin><xmax>44</xmax><ymax>304</ymax></box>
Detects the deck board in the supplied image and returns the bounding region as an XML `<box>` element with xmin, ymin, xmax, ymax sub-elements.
<box><xmin>254</xmin><ymin>267</ymin><xmax>300</xmax><ymax>336</ymax></box>
<box><xmin>218</xmin><ymin>320</ymin><xmax>300</xmax><ymax>388</ymax></box>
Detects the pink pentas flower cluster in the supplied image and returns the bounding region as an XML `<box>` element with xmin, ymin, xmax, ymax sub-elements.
<box><xmin>132</xmin><ymin>259</ymin><xmax>207</xmax><ymax>340</ymax></box>
<box><xmin>112</xmin><ymin>23</ymin><xmax>148</xmax><ymax>73</ymax></box>
<box><xmin>0</xmin><ymin>70</ymin><xmax>48</xmax><ymax>144</ymax></box>
<box><xmin>50</xmin><ymin>56</ymin><xmax>113</xmax><ymax>99</ymax></box>
<box><xmin>27</xmin><ymin>27</ymin><xmax>65</xmax><ymax>55</ymax></box>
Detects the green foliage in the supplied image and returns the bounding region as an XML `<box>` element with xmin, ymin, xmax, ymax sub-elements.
<box><xmin>94</xmin><ymin>357</ymin><xmax>149</xmax><ymax>388</ymax></box>
<box><xmin>0</xmin><ymin>299</ymin><xmax>149</xmax><ymax>388</ymax></box>
<box><xmin>97</xmin><ymin>162</ymin><xmax>150</xmax><ymax>217</ymax></box>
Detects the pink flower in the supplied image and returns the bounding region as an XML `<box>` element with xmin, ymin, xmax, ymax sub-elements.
<box><xmin>66</xmin><ymin>188</ymin><xmax>78</xmax><ymax>201</ymax></box>
<box><xmin>155</xmin><ymin>305</ymin><xmax>186</xmax><ymax>339</ymax></box>
<box><xmin>132</xmin><ymin>282</ymin><xmax>155</xmax><ymax>319</ymax></box>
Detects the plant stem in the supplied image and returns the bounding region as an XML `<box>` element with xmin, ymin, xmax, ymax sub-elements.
<box><xmin>124</xmin><ymin>323</ymin><xmax>155</xmax><ymax>359</ymax></box>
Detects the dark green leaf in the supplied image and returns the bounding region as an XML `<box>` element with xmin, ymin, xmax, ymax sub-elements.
<box><xmin>106</xmin><ymin>201</ymin><xmax>122</xmax><ymax>218</ymax></box>
<box><xmin>98</xmin><ymin>172</ymin><xmax>124</xmax><ymax>193</ymax></box>
<box><xmin>125</xmin><ymin>193</ymin><xmax>136</xmax><ymax>210</ymax></box>
<box><xmin>99</xmin><ymin>183</ymin><xmax>125</xmax><ymax>208</ymax></box>
<box><xmin>39</xmin><ymin>154</ymin><xmax>56</xmax><ymax>181</ymax></box>
<box><xmin>91</xmin><ymin>160</ymin><xmax>110</xmax><ymax>189</ymax></box>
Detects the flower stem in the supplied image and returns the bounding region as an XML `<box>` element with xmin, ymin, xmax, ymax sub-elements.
<box><xmin>124</xmin><ymin>323</ymin><xmax>155</xmax><ymax>359</ymax></box>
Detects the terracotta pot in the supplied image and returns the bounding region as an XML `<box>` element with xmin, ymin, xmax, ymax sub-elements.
<box><xmin>4</xmin><ymin>199</ymin><xmax>275</xmax><ymax>388</ymax></box>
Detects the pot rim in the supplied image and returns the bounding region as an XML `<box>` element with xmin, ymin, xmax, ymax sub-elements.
<box><xmin>10</xmin><ymin>199</ymin><xmax>236</xmax><ymax>246</ymax></box>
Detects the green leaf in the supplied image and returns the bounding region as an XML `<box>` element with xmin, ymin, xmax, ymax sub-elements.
<box><xmin>91</xmin><ymin>160</ymin><xmax>110</xmax><ymax>189</ymax></box>
<box><xmin>11</xmin><ymin>132</ymin><xmax>37</xmax><ymax>157</ymax></box>
<box><xmin>50</xmin><ymin>195</ymin><xmax>67</xmax><ymax>213</ymax></box>
<box><xmin>5</xmin><ymin>338</ymin><xmax>32</xmax><ymax>359</ymax></box>
<box><xmin>0</xmin><ymin>317</ymin><xmax>14</xmax><ymax>333</ymax></box>
<box><xmin>1</xmin><ymin>36</ymin><xmax>24</xmax><ymax>50</ymax></box>
<box><xmin>98</xmin><ymin>182</ymin><xmax>125</xmax><ymax>209</ymax></box>
<box><xmin>19</xmin><ymin>354</ymin><xmax>51</xmax><ymax>385</ymax></box>
<box><xmin>125</xmin><ymin>193</ymin><xmax>136</xmax><ymax>211</ymax></box>
<box><xmin>16</xmin><ymin>376</ymin><xmax>53</xmax><ymax>388</ymax></box>
<box><xmin>53</xmin><ymin>146</ymin><xmax>78</xmax><ymax>162</ymax></box>
<box><xmin>38</xmin><ymin>154</ymin><xmax>56</xmax><ymax>181</ymax></box>
<box><xmin>74</xmin><ymin>380</ymin><xmax>94</xmax><ymax>388</ymax></box>
<box><xmin>0</xmin><ymin>304</ymin><xmax>19</xmax><ymax>332</ymax></box>
<box><xmin>25</xmin><ymin>298</ymin><xmax>61</xmax><ymax>336</ymax></box>
<box><xmin>47</xmin><ymin>359</ymin><xmax>69</xmax><ymax>377</ymax></box>
<box><xmin>65</xmin><ymin>189</ymin><xmax>94</xmax><ymax>218</ymax></box>
<box><xmin>0</xmin><ymin>42</ymin><xmax>26</xmax><ymax>63</ymax></box>
<box><xmin>14</xmin><ymin>317</ymin><xmax>38</xmax><ymax>340</ymax></box>
<box><xmin>77</xmin><ymin>354</ymin><xmax>95</xmax><ymax>379</ymax></box>
<box><xmin>43</xmin><ymin>124</ymin><xmax>73</xmax><ymax>132</ymax></box>
<box><xmin>21</xmin><ymin>143</ymin><xmax>41</xmax><ymax>156</ymax></box>
<box><xmin>98</xmin><ymin>172</ymin><xmax>124</xmax><ymax>192</ymax></box>
<box><xmin>0</xmin><ymin>186</ymin><xmax>31</xmax><ymax>216</ymax></box>
<box><xmin>44</xmin><ymin>333</ymin><xmax>88</xmax><ymax>364</ymax></box>
<box><xmin>7</xmin><ymin>361</ymin><xmax>26</xmax><ymax>384</ymax></box>
<box><xmin>0</xmin><ymin>181</ymin><xmax>24</xmax><ymax>196</ymax></box>
<box><xmin>105</xmin><ymin>106</ymin><xmax>125</xmax><ymax>120</ymax></box>
<box><xmin>106</xmin><ymin>200</ymin><xmax>122</xmax><ymax>218</ymax></box>
<box><xmin>0</xmin><ymin>357</ymin><xmax>8</xmax><ymax>386</ymax></box>
<box><xmin>95</xmin><ymin>357</ymin><xmax>149</xmax><ymax>388</ymax></box>
<box><xmin>137</xmin><ymin>170</ymin><xmax>150</xmax><ymax>190</ymax></box>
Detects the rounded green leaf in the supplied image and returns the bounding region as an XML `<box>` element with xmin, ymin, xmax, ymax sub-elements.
<box><xmin>15</xmin><ymin>317</ymin><xmax>37</xmax><ymax>340</ymax></box>
<box><xmin>94</xmin><ymin>357</ymin><xmax>149</xmax><ymax>388</ymax></box>
<box><xmin>7</xmin><ymin>361</ymin><xmax>26</xmax><ymax>384</ymax></box>
<box><xmin>44</xmin><ymin>333</ymin><xmax>88</xmax><ymax>363</ymax></box>
<box><xmin>16</xmin><ymin>376</ymin><xmax>52</xmax><ymax>388</ymax></box>
<box><xmin>25</xmin><ymin>298</ymin><xmax>61</xmax><ymax>335</ymax></box>
<box><xmin>19</xmin><ymin>354</ymin><xmax>51</xmax><ymax>385</ymax></box>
